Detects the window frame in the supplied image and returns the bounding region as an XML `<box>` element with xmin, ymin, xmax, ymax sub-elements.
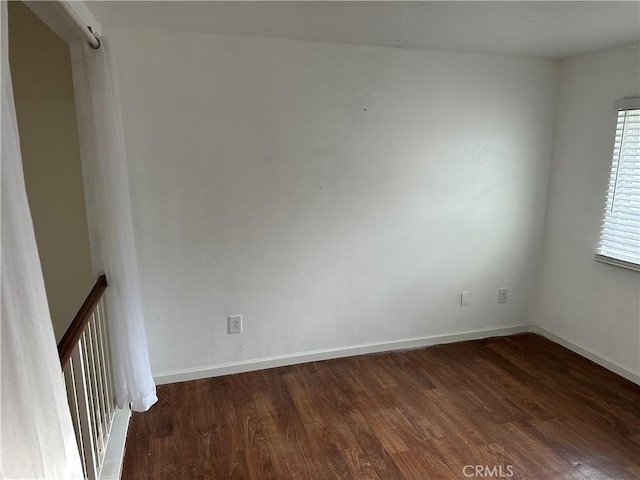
<box><xmin>594</xmin><ymin>97</ymin><xmax>640</xmax><ymax>272</ymax></box>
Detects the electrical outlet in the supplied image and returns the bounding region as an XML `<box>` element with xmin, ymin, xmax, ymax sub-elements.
<box><xmin>498</xmin><ymin>288</ymin><xmax>508</xmax><ymax>304</ymax></box>
<box><xmin>228</xmin><ymin>315</ymin><xmax>242</xmax><ymax>334</ymax></box>
<box><xmin>461</xmin><ymin>291</ymin><xmax>471</xmax><ymax>306</ymax></box>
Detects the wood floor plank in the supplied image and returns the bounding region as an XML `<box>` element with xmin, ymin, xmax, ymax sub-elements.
<box><xmin>342</xmin><ymin>409</ymin><xmax>407</xmax><ymax>479</ymax></box>
<box><xmin>122</xmin><ymin>334</ymin><xmax>640</xmax><ymax>479</ymax></box>
<box><xmin>303</xmin><ymin>420</ymin><xmax>353</xmax><ymax>478</ymax></box>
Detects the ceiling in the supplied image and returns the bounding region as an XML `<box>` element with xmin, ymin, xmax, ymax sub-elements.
<box><xmin>87</xmin><ymin>1</ymin><xmax>640</xmax><ymax>59</ymax></box>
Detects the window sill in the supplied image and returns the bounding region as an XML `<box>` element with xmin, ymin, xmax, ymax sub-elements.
<box><xmin>594</xmin><ymin>254</ymin><xmax>640</xmax><ymax>273</ymax></box>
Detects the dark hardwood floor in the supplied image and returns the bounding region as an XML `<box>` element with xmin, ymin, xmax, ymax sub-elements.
<box><xmin>121</xmin><ymin>334</ymin><xmax>640</xmax><ymax>479</ymax></box>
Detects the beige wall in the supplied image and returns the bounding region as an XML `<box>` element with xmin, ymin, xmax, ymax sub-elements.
<box><xmin>8</xmin><ymin>2</ymin><xmax>94</xmax><ymax>341</ymax></box>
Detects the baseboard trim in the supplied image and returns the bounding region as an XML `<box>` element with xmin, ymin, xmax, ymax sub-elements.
<box><xmin>530</xmin><ymin>325</ymin><xmax>640</xmax><ymax>385</ymax></box>
<box><xmin>154</xmin><ymin>324</ymin><xmax>531</xmax><ymax>385</ymax></box>
<box><xmin>154</xmin><ymin>323</ymin><xmax>640</xmax><ymax>387</ymax></box>
<box><xmin>100</xmin><ymin>407</ymin><xmax>131</xmax><ymax>480</ymax></box>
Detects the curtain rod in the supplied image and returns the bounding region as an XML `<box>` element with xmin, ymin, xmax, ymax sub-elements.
<box><xmin>56</xmin><ymin>0</ymin><xmax>101</xmax><ymax>49</ymax></box>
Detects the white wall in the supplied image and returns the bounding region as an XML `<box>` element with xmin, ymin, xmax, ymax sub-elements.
<box><xmin>535</xmin><ymin>44</ymin><xmax>640</xmax><ymax>377</ymax></box>
<box><xmin>106</xmin><ymin>26</ymin><xmax>559</xmax><ymax>376</ymax></box>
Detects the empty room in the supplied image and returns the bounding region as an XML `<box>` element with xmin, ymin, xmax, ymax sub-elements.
<box><xmin>1</xmin><ymin>1</ymin><xmax>639</xmax><ymax>479</ymax></box>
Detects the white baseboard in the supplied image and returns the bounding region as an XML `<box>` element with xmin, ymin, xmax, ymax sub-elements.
<box><xmin>530</xmin><ymin>325</ymin><xmax>640</xmax><ymax>385</ymax></box>
<box><xmin>100</xmin><ymin>407</ymin><xmax>131</xmax><ymax>480</ymax></box>
<box><xmin>154</xmin><ymin>323</ymin><xmax>640</xmax><ymax>387</ymax></box>
<box><xmin>154</xmin><ymin>324</ymin><xmax>531</xmax><ymax>385</ymax></box>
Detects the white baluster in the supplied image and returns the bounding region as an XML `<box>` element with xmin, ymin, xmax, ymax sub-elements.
<box><xmin>64</xmin><ymin>359</ymin><xmax>88</xmax><ymax>478</ymax></box>
<box><xmin>71</xmin><ymin>342</ymin><xmax>98</xmax><ymax>479</ymax></box>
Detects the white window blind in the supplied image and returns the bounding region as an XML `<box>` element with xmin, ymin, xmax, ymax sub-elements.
<box><xmin>596</xmin><ymin>98</ymin><xmax>640</xmax><ymax>271</ymax></box>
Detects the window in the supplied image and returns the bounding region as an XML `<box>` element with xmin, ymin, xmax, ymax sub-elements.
<box><xmin>596</xmin><ymin>98</ymin><xmax>640</xmax><ymax>271</ymax></box>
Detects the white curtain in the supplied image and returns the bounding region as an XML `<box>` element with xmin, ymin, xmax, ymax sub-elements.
<box><xmin>71</xmin><ymin>39</ymin><xmax>158</xmax><ymax>412</ymax></box>
<box><xmin>70</xmin><ymin>38</ymin><xmax>157</xmax><ymax>412</ymax></box>
<box><xmin>0</xmin><ymin>2</ymin><xmax>84</xmax><ymax>478</ymax></box>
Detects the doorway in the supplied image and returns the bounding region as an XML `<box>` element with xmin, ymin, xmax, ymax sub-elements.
<box><xmin>8</xmin><ymin>1</ymin><xmax>94</xmax><ymax>341</ymax></box>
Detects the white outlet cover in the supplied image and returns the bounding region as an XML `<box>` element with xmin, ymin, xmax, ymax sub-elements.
<box><xmin>498</xmin><ymin>288</ymin><xmax>508</xmax><ymax>304</ymax></box>
<box><xmin>228</xmin><ymin>315</ymin><xmax>242</xmax><ymax>334</ymax></box>
<box><xmin>461</xmin><ymin>291</ymin><xmax>471</xmax><ymax>306</ymax></box>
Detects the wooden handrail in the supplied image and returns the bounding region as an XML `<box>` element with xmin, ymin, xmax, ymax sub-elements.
<box><xmin>58</xmin><ymin>274</ymin><xmax>108</xmax><ymax>367</ymax></box>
